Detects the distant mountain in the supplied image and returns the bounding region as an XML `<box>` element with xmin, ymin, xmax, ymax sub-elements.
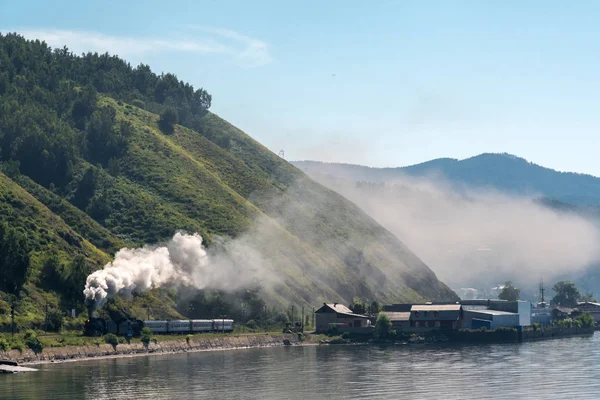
<box><xmin>294</xmin><ymin>153</ymin><xmax>600</xmax><ymax>205</ymax></box>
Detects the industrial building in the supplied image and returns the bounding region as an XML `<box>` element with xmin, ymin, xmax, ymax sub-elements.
<box><xmin>381</xmin><ymin>300</ymin><xmax>532</xmax><ymax>332</ymax></box>
<box><xmin>461</xmin><ymin>299</ymin><xmax>531</xmax><ymax>328</ymax></box>
<box><xmin>463</xmin><ymin>309</ymin><xmax>519</xmax><ymax>329</ymax></box>
<box><xmin>382</xmin><ymin>303</ymin><xmax>463</xmax><ymax>331</ymax></box>
<box><xmin>576</xmin><ymin>302</ymin><xmax>600</xmax><ymax>323</ymax></box>
<box><xmin>410</xmin><ymin>304</ymin><xmax>463</xmax><ymax>330</ymax></box>
<box><xmin>315</xmin><ymin>303</ymin><xmax>371</xmax><ymax>333</ymax></box>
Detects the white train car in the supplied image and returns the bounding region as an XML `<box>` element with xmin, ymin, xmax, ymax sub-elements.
<box><xmin>212</xmin><ymin>319</ymin><xmax>234</xmax><ymax>332</ymax></box>
<box><xmin>144</xmin><ymin>320</ymin><xmax>168</xmax><ymax>334</ymax></box>
<box><xmin>169</xmin><ymin>320</ymin><xmax>192</xmax><ymax>333</ymax></box>
<box><xmin>191</xmin><ymin>319</ymin><xmax>213</xmax><ymax>332</ymax></box>
<box><xmin>143</xmin><ymin>319</ymin><xmax>235</xmax><ymax>334</ymax></box>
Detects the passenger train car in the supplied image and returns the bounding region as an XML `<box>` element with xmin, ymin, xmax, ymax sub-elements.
<box><xmin>84</xmin><ymin>318</ymin><xmax>234</xmax><ymax>336</ymax></box>
<box><xmin>142</xmin><ymin>319</ymin><xmax>234</xmax><ymax>334</ymax></box>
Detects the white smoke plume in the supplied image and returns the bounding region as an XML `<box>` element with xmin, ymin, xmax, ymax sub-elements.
<box><xmin>301</xmin><ymin>170</ymin><xmax>600</xmax><ymax>293</ymax></box>
<box><xmin>84</xmin><ymin>231</ymin><xmax>274</xmax><ymax>311</ymax></box>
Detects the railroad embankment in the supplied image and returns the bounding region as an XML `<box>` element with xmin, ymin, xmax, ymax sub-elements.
<box><xmin>0</xmin><ymin>333</ymin><xmax>303</xmax><ymax>365</ymax></box>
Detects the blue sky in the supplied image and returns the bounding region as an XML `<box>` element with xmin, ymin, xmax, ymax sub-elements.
<box><xmin>3</xmin><ymin>1</ymin><xmax>600</xmax><ymax>174</ymax></box>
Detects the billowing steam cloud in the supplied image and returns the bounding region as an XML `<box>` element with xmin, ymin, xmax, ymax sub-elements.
<box><xmin>84</xmin><ymin>231</ymin><xmax>275</xmax><ymax>311</ymax></box>
<box><xmin>302</xmin><ymin>169</ymin><xmax>600</xmax><ymax>294</ymax></box>
<box><xmin>84</xmin><ymin>233</ymin><xmax>206</xmax><ymax>310</ymax></box>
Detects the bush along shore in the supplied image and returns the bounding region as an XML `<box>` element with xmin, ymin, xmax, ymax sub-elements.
<box><xmin>0</xmin><ymin>333</ymin><xmax>304</xmax><ymax>365</ymax></box>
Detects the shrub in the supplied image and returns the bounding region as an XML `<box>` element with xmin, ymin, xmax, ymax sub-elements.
<box><xmin>10</xmin><ymin>339</ymin><xmax>24</xmax><ymax>351</ymax></box>
<box><xmin>140</xmin><ymin>327</ymin><xmax>152</xmax><ymax>347</ymax></box>
<box><xmin>576</xmin><ymin>312</ymin><xmax>595</xmax><ymax>328</ymax></box>
<box><xmin>131</xmin><ymin>99</ymin><xmax>145</xmax><ymax>109</ymax></box>
<box><xmin>45</xmin><ymin>309</ymin><xmax>64</xmax><ymax>332</ymax></box>
<box><xmin>374</xmin><ymin>312</ymin><xmax>392</xmax><ymax>339</ymax></box>
<box><xmin>495</xmin><ymin>327</ymin><xmax>517</xmax><ymax>333</ymax></box>
<box><xmin>104</xmin><ymin>333</ymin><xmax>119</xmax><ymax>347</ymax></box>
<box><xmin>245</xmin><ymin>319</ymin><xmax>258</xmax><ymax>330</ymax></box>
<box><xmin>24</xmin><ymin>330</ymin><xmax>44</xmax><ymax>354</ymax></box>
<box><xmin>532</xmin><ymin>322</ymin><xmax>541</xmax><ymax>331</ymax></box>
<box><xmin>158</xmin><ymin>108</ymin><xmax>178</xmax><ymax>134</ymax></box>
<box><xmin>0</xmin><ymin>337</ymin><xmax>8</xmax><ymax>351</ymax></box>
<box><xmin>342</xmin><ymin>332</ymin><xmax>351</xmax><ymax>340</ymax></box>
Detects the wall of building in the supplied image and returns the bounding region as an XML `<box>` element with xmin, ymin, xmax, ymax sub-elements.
<box><xmin>463</xmin><ymin>310</ymin><xmax>519</xmax><ymax>329</ymax></box>
<box><xmin>316</xmin><ymin>313</ymin><xmax>338</xmax><ymax>332</ymax></box>
<box><xmin>531</xmin><ymin>308</ymin><xmax>552</xmax><ymax>326</ymax></box>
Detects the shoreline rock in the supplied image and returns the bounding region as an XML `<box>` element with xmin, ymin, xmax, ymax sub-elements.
<box><xmin>0</xmin><ymin>334</ymin><xmax>302</xmax><ymax>366</ymax></box>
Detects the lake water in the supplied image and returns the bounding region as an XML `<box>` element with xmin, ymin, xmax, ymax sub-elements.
<box><xmin>2</xmin><ymin>334</ymin><xmax>600</xmax><ymax>399</ymax></box>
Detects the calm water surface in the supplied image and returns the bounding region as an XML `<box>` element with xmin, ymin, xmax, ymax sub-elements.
<box><xmin>2</xmin><ymin>334</ymin><xmax>600</xmax><ymax>399</ymax></box>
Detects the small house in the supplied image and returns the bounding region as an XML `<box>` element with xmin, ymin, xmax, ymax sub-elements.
<box><xmin>315</xmin><ymin>303</ymin><xmax>370</xmax><ymax>333</ymax></box>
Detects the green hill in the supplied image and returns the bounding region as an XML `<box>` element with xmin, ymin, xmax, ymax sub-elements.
<box><xmin>0</xmin><ymin>33</ymin><xmax>456</xmax><ymax>331</ymax></box>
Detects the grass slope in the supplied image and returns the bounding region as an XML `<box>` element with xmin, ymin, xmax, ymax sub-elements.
<box><xmin>0</xmin><ymin>95</ymin><xmax>457</xmax><ymax>329</ymax></box>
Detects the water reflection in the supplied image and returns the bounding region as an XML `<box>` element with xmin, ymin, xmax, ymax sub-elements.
<box><xmin>2</xmin><ymin>335</ymin><xmax>600</xmax><ymax>399</ymax></box>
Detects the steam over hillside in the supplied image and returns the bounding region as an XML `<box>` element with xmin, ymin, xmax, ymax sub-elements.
<box><xmin>294</xmin><ymin>160</ymin><xmax>600</xmax><ymax>292</ymax></box>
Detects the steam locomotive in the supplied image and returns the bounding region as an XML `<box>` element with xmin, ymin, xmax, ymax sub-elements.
<box><xmin>84</xmin><ymin>317</ymin><xmax>234</xmax><ymax>337</ymax></box>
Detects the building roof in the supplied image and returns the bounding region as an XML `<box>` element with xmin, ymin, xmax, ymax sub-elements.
<box><xmin>411</xmin><ymin>304</ymin><xmax>462</xmax><ymax>312</ymax></box>
<box><xmin>465</xmin><ymin>309</ymin><xmax>517</xmax><ymax>316</ymax></box>
<box><xmin>316</xmin><ymin>303</ymin><xmax>369</xmax><ymax>318</ymax></box>
<box><xmin>384</xmin><ymin>312</ymin><xmax>410</xmax><ymax>322</ymax></box>
<box><xmin>577</xmin><ymin>301</ymin><xmax>600</xmax><ymax>308</ymax></box>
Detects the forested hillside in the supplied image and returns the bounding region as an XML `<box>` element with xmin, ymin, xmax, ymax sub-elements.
<box><xmin>0</xmin><ymin>33</ymin><xmax>456</xmax><ymax>331</ymax></box>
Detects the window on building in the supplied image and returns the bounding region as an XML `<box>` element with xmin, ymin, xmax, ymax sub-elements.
<box><xmin>415</xmin><ymin>322</ymin><xmax>420</xmax><ymax>328</ymax></box>
<box><xmin>424</xmin><ymin>311</ymin><xmax>428</xmax><ymax>317</ymax></box>
<box><xmin>424</xmin><ymin>321</ymin><xmax>429</xmax><ymax>327</ymax></box>
<box><xmin>414</xmin><ymin>311</ymin><xmax>420</xmax><ymax>317</ymax></box>
<box><xmin>435</xmin><ymin>321</ymin><xmax>441</xmax><ymax>328</ymax></box>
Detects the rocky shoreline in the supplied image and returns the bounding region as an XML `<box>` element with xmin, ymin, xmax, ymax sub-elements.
<box><xmin>0</xmin><ymin>334</ymin><xmax>302</xmax><ymax>366</ymax></box>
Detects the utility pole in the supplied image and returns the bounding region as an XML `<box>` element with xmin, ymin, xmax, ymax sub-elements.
<box><xmin>241</xmin><ymin>302</ymin><xmax>246</xmax><ymax>334</ymax></box>
<box><xmin>44</xmin><ymin>301</ymin><xmax>49</xmax><ymax>333</ymax></box>
<box><xmin>10</xmin><ymin>299</ymin><xmax>16</xmax><ymax>338</ymax></box>
<box><xmin>301</xmin><ymin>305</ymin><xmax>304</xmax><ymax>332</ymax></box>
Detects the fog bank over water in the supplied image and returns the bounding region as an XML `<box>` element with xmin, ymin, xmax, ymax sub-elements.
<box><xmin>300</xmin><ymin>169</ymin><xmax>600</xmax><ymax>291</ymax></box>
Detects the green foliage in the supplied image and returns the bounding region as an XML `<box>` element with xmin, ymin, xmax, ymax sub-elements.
<box><xmin>374</xmin><ymin>312</ymin><xmax>392</xmax><ymax>340</ymax></box>
<box><xmin>0</xmin><ymin>337</ymin><xmax>8</xmax><ymax>351</ymax></box>
<box><xmin>369</xmin><ymin>301</ymin><xmax>382</xmax><ymax>314</ymax></box>
<box><xmin>557</xmin><ymin>318</ymin><xmax>574</xmax><ymax>328</ymax></box>
<box><xmin>245</xmin><ymin>319</ymin><xmax>258</xmax><ymax>330</ymax></box>
<box><xmin>575</xmin><ymin>312</ymin><xmax>595</xmax><ymax>328</ymax></box>
<box><xmin>158</xmin><ymin>108</ymin><xmax>178</xmax><ymax>134</ymax></box>
<box><xmin>0</xmin><ymin>222</ymin><xmax>31</xmax><ymax>295</ymax></box>
<box><xmin>581</xmin><ymin>292</ymin><xmax>596</xmax><ymax>302</ymax></box>
<box><xmin>341</xmin><ymin>332</ymin><xmax>351</xmax><ymax>340</ymax></box>
<box><xmin>45</xmin><ymin>309</ymin><xmax>65</xmax><ymax>332</ymax></box>
<box><xmin>532</xmin><ymin>322</ymin><xmax>541</xmax><ymax>331</ymax></box>
<box><xmin>103</xmin><ymin>333</ymin><xmax>119</xmax><ymax>347</ymax></box>
<box><xmin>24</xmin><ymin>330</ymin><xmax>44</xmax><ymax>353</ymax></box>
<box><xmin>140</xmin><ymin>326</ymin><xmax>152</xmax><ymax>346</ymax></box>
<box><xmin>552</xmin><ymin>281</ymin><xmax>580</xmax><ymax>308</ymax></box>
<box><xmin>498</xmin><ymin>281</ymin><xmax>520</xmax><ymax>301</ymax></box>
<box><xmin>349</xmin><ymin>297</ymin><xmax>366</xmax><ymax>314</ymax></box>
